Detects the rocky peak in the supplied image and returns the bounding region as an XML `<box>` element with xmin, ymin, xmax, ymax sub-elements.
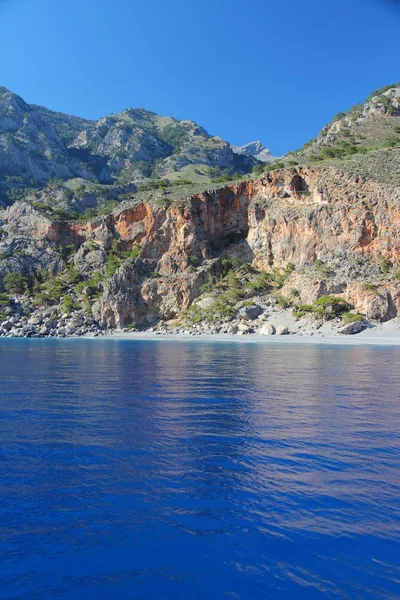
<box><xmin>233</xmin><ymin>140</ymin><xmax>277</xmax><ymax>163</ymax></box>
<box><xmin>0</xmin><ymin>87</ymin><xmax>259</xmax><ymax>207</ymax></box>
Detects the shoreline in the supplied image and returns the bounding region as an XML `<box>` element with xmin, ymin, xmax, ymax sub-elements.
<box><xmin>88</xmin><ymin>320</ymin><xmax>400</xmax><ymax>346</ymax></box>
<box><xmin>1</xmin><ymin>321</ymin><xmax>400</xmax><ymax>347</ymax></box>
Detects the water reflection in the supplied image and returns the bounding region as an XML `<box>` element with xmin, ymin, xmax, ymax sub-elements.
<box><xmin>0</xmin><ymin>339</ymin><xmax>399</xmax><ymax>600</ymax></box>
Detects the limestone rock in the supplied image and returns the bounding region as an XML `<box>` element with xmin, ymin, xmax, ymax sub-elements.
<box><xmin>259</xmin><ymin>323</ymin><xmax>276</xmax><ymax>335</ymax></box>
<box><xmin>195</xmin><ymin>296</ymin><xmax>215</xmax><ymax>309</ymax></box>
<box><xmin>338</xmin><ymin>320</ymin><xmax>365</xmax><ymax>335</ymax></box>
<box><xmin>238</xmin><ymin>304</ymin><xmax>263</xmax><ymax>320</ymax></box>
<box><xmin>276</xmin><ymin>325</ymin><xmax>289</xmax><ymax>335</ymax></box>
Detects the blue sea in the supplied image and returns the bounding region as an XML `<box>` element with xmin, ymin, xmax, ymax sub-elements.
<box><xmin>0</xmin><ymin>339</ymin><xmax>399</xmax><ymax>599</ymax></box>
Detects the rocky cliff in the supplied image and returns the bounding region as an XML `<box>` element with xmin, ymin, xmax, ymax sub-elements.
<box><xmin>1</xmin><ymin>163</ymin><xmax>399</xmax><ymax>335</ymax></box>
<box><xmin>0</xmin><ymin>82</ymin><xmax>399</xmax><ymax>338</ymax></box>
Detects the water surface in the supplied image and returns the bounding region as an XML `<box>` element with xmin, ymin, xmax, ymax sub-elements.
<box><xmin>0</xmin><ymin>339</ymin><xmax>399</xmax><ymax>599</ymax></box>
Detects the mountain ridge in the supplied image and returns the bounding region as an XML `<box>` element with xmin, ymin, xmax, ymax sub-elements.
<box><xmin>0</xmin><ymin>82</ymin><xmax>399</xmax><ymax>339</ymax></box>
<box><xmin>0</xmin><ymin>85</ymin><xmax>259</xmax><ymax>208</ymax></box>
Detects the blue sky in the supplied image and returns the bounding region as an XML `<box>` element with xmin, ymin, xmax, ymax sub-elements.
<box><xmin>0</xmin><ymin>0</ymin><xmax>399</xmax><ymax>154</ymax></box>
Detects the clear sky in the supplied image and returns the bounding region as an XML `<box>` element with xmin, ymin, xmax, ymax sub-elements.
<box><xmin>0</xmin><ymin>0</ymin><xmax>399</xmax><ymax>155</ymax></box>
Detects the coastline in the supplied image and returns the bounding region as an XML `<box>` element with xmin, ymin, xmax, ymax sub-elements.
<box><xmin>87</xmin><ymin>320</ymin><xmax>400</xmax><ymax>346</ymax></box>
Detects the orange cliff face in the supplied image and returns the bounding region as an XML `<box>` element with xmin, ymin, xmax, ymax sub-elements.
<box><xmin>3</xmin><ymin>166</ymin><xmax>399</xmax><ymax>327</ymax></box>
<box><xmin>49</xmin><ymin>167</ymin><xmax>400</xmax><ymax>270</ymax></box>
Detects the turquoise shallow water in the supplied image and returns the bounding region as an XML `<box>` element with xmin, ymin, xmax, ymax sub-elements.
<box><xmin>0</xmin><ymin>339</ymin><xmax>399</xmax><ymax>599</ymax></box>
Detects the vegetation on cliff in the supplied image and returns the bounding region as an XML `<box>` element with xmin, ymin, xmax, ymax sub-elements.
<box><xmin>0</xmin><ymin>82</ymin><xmax>399</xmax><ymax>337</ymax></box>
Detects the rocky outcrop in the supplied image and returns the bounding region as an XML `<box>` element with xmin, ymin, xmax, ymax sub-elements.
<box><xmin>1</xmin><ymin>163</ymin><xmax>400</xmax><ymax>329</ymax></box>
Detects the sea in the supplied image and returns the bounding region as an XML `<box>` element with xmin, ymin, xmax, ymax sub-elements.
<box><xmin>0</xmin><ymin>339</ymin><xmax>399</xmax><ymax>599</ymax></box>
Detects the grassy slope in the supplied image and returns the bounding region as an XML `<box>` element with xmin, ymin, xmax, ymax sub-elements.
<box><xmin>266</xmin><ymin>84</ymin><xmax>400</xmax><ymax>186</ymax></box>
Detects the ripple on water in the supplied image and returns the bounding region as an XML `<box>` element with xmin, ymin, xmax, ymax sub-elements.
<box><xmin>0</xmin><ymin>339</ymin><xmax>399</xmax><ymax>600</ymax></box>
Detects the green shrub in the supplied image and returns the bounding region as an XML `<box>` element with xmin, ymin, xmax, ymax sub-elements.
<box><xmin>88</xmin><ymin>271</ymin><xmax>103</xmax><ymax>287</ymax></box>
<box><xmin>3</xmin><ymin>272</ymin><xmax>28</xmax><ymax>294</ymax></box>
<box><xmin>313</xmin><ymin>305</ymin><xmax>329</xmax><ymax>318</ymax></box>
<box><xmin>293</xmin><ymin>310</ymin><xmax>305</xmax><ymax>319</ymax></box>
<box><xmin>61</xmin><ymin>295</ymin><xmax>77</xmax><ymax>313</ymax></box>
<box><xmin>252</xmin><ymin>164</ymin><xmax>265</xmax><ymax>176</ymax></box>
<box><xmin>394</xmin><ymin>268</ymin><xmax>400</xmax><ymax>279</ymax></box>
<box><xmin>224</xmin><ymin>288</ymin><xmax>243</xmax><ymax>303</ymax></box>
<box><xmin>84</xmin><ymin>301</ymin><xmax>93</xmax><ymax>317</ymax></box>
<box><xmin>296</xmin><ymin>304</ymin><xmax>314</xmax><ymax>312</ymax></box>
<box><xmin>246</xmin><ymin>271</ymin><xmax>272</xmax><ymax>292</ymax></box>
<box><xmin>265</xmin><ymin>161</ymin><xmax>285</xmax><ymax>171</ymax></box>
<box><xmin>105</xmin><ymin>253</ymin><xmax>120</xmax><ymax>276</ymax></box>
<box><xmin>138</xmin><ymin>179</ymin><xmax>170</xmax><ymax>192</ymax></box>
<box><xmin>381</xmin><ymin>257</ymin><xmax>390</xmax><ymax>273</ymax></box>
<box><xmin>314</xmin><ymin>259</ymin><xmax>332</xmax><ymax>276</ymax></box>
<box><xmin>381</xmin><ymin>136</ymin><xmax>400</xmax><ymax>150</ymax></box>
<box><xmin>200</xmin><ymin>279</ymin><xmax>216</xmax><ymax>294</ymax></box>
<box><xmin>172</xmin><ymin>179</ymin><xmax>194</xmax><ymax>186</ymax></box>
<box><xmin>221</xmin><ymin>258</ymin><xmax>248</xmax><ymax>275</ymax></box>
<box><xmin>227</xmin><ymin>270</ymin><xmax>240</xmax><ymax>289</ymax></box>
<box><xmin>0</xmin><ymin>292</ymin><xmax>10</xmax><ymax>306</ymax></box>
<box><xmin>276</xmin><ymin>295</ymin><xmax>291</xmax><ymax>309</ymax></box>
<box><xmin>285</xmin><ymin>262</ymin><xmax>295</xmax><ymax>274</ymax></box>
<box><xmin>122</xmin><ymin>244</ymin><xmax>141</xmax><ymax>261</ymax></box>
<box><xmin>314</xmin><ymin>294</ymin><xmax>350</xmax><ymax>314</ymax></box>
<box><xmin>44</xmin><ymin>279</ymin><xmax>65</xmax><ymax>301</ymax></box>
<box><xmin>188</xmin><ymin>254</ymin><xmax>201</xmax><ymax>267</ymax></box>
<box><xmin>66</xmin><ymin>266</ymin><xmax>82</xmax><ymax>284</ymax></box>
<box><xmin>342</xmin><ymin>312</ymin><xmax>363</xmax><ymax>324</ymax></box>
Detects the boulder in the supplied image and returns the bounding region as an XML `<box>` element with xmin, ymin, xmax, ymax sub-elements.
<box><xmin>259</xmin><ymin>323</ymin><xmax>276</xmax><ymax>335</ymax></box>
<box><xmin>226</xmin><ymin>324</ymin><xmax>238</xmax><ymax>334</ymax></box>
<box><xmin>363</xmin><ymin>292</ymin><xmax>395</xmax><ymax>322</ymax></box>
<box><xmin>338</xmin><ymin>320</ymin><xmax>365</xmax><ymax>335</ymax></box>
<box><xmin>238</xmin><ymin>304</ymin><xmax>263</xmax><ymax>320</ymax></box>
<box><xmin>276</xmin><ymin>325</ymin><xmax>289</xmax><ymax>335</ymax></box>
<box><xmin>195</xmin><ymin>296</ymin><xmax>215</xmax><ymax>309</ymax></box>
<box><xmin>44</xmin><ymin>319</ymin><xmax>57</xmax><ymax>329</ymax></box>
<box><xmin>28</xmin><ymin>317</ymin><xmax>41</xmax><ymax>325</ymax></box>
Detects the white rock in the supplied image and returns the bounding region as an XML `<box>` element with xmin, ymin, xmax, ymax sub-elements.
<box><xmin>28</xmin><ymin>317</ymin><xmax>41</xmax><ymax>325</ymax></box>
<box><xmin>276</xmin><ymin>325</ymin><xmax>289</xmax><ymax>335</ymax></box>
<box><xmin>259</xmin><ymin>323</ymin><xmax>276</xmax><ymax>335</ymax></box>
<box><xmin>195</xmin><ymin>296</ymin><xmax>215</xmax><ymax>309</ymax></box>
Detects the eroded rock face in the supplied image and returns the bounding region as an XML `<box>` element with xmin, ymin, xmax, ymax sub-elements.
<box><xmin>1</xmin><ymin>164</ymin><xmax>400</xmax><ymax>328</ymax></box>
<box><xmin>346</xmin><ymin>282</ymin><xmax>397</xmax><ymax>322</ymax></box>
<box><xmin>248</xmin><ymin>168</ymin><xmax>400</xmax><ymax>268</ymax></box>
<box><xmin>92</xmin><ymin>259</ymin><xmax>222</xmax><ymax>328</ymax></box>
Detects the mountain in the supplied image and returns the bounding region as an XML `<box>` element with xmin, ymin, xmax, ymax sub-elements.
<box><xmin>0</xmin><ymin>86</ymin><xmax>257</xmax><ymax>209</ymax></box>
<box><xmin>275</xmin><ymin>83</ymin><xmax>400</xmax><ymax>185</ymax></box>
<box><xmin>233</xmin><ymin>140</ymin><xmax>277</xmax><ymax>163</ymax></box>
<box><xmin>0</xmin><ymin>82</ymin><xmax>399</xmax><ymax>339</ymax></box>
